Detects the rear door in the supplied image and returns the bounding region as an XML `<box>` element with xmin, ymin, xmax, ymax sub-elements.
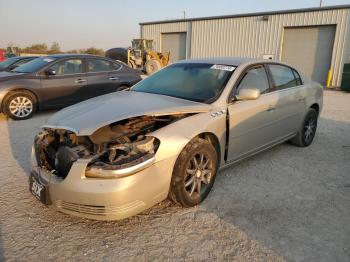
<box><xmin>227</xmin><ymin>65</ymin><xmax>280</xmax><ymax>162</ymax></box>
<box><xmin>85</xmin><ymin>58</ymin><xmax>123</xmax><ymax>98</ymax></box>
<box><xmin>39</xmin><ymin>58</ymin><xmax>88</xmax><ymax>107</ymax></box>
<box><xmin>266</xmin><ymin>64</ymin><xmax>307</xmax><ymax>137</ymax></box>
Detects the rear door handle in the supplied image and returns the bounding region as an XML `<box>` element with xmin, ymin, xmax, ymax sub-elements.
<box><xmin>74</xmin><ymin>78</ymin><xmax>86</xmax><ymax>84</ymax></box>
<box><xmin>267</xmin><ymin>107</ymin><xmax>275</xmax><ymax>112</ymax></box>
<box><xmin>109</xmin><ymin>76</ymin><xmax>119</xmax><ymax>81</ymax></box>
<box><xmin>298</xmin><ymin>96</ymin><xmax>306</xmax><ymax>101</ymax></box>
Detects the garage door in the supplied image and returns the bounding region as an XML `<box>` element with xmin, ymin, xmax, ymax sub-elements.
<box><xmin>281</xmin><ymin>26</ymin><xmax>336</xmax><ymax>85</ymax></box>
<box><xmin>161</xmin><ymin>33</ymin><xmax>186</xmax><ymax>63</ymax></box>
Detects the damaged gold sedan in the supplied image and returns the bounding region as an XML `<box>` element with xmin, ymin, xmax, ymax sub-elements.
<box><xmin>29</xmin><ymin>58</ymin><xmax>323</xmax><ymax>220</ymax></box>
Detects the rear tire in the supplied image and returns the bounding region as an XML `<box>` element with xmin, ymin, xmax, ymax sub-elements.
<box><xmin>145</xmin><ymin>59</ymin><xmax>161</xmax><ymax>75</ymax></box>
<box><xmin>128</xmin><ymin>60</ymin><xmax>136</xmax><ymax>69</ymax></box>
<box><xmin>169</xmin><ymin>137</ymin><xmax>218</xmax><ymax>207</ymax></box>
<box><xmin>3</xmin><ymin>90</ymin><xmax>37</xmax><ymax>120</ymax></box>
<box><xmin>290</xmin><ymin>108</ymin><xmax>318</xmax><ymax>147</ymax></box>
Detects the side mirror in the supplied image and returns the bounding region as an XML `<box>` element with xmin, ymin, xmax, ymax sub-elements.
<box><xmin>236</xmin><ymin>88</ymin><xmax>260</xmax><ymax>101</ymax></box>
<box><xmin>45</xmin><ymin>68</ymin><xmax>56</xmax><ymax>76</ymax></box>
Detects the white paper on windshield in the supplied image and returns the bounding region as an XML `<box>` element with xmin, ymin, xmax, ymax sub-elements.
<box><xmin>210</xmin><ymin>65</ymin><xmax>236</xmax><ymax>71</ymax></box>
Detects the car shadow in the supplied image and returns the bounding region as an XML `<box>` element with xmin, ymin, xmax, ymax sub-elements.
<box><xmin>200</xmin><ymin>116</ymin><xmax>350</xmax><ymax>262</ymax></box>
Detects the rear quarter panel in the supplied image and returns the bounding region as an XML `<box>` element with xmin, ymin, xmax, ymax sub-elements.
<box><xmin>302</xmin><ymin>74</ymin><xmax>323</xmax><ymax>116</ymax></box>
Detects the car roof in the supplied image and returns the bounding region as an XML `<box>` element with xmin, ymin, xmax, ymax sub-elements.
<box><xmin>45</xmin><ymin>54</ymin><xmax>106</xmax><ymax>59</ymax></box>
<box><xmin>177</xmin><ymin>57</ymin><xmax>283</xmax><ymax>67</ymax></box>
<box><xmin>18</xmin><ymin>56</ymin><xmax>38</xmax><ymax>59</ymax></box>
<box><xmin>177</xmin><ymin>57</ymin><xmax>258</xmax><ymax>66</ymax></box>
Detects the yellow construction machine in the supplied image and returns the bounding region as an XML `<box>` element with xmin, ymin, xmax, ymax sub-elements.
<box><xmin>106</xmin><ymin>39</ymin><xmax>170</xmax><ymax>75</ymax></box>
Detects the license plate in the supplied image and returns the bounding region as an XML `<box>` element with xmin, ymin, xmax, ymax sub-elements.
<box><xmin>29</xmin><ymin>173</ymin><xmax>49</xmax><ymax>204</ymax></box>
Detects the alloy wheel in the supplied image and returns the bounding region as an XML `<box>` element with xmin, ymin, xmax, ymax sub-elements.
<box><xmin>9</xmin><ymin>96</ymin><xmax>33</xmax><ymax>118</ymax></box>
<box><xmin>304</xmin><ymin>117</ymin><xmax>316</xmax><ymax>143</ymax></box>
<box><xmin>184</xmin><ymin>152</ymin><xmax>213</xmax><ymax>198</ymax></box>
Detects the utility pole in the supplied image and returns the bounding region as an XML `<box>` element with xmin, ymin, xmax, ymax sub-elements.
<box><xmin>320</xmin><ymin>0</ymin><xmax>323</xmax><ymax>7</ymax></box>
<box><xmin>183</xmin><ymin>10</ymin><xmax>186</xmax><ymax>19</ymax></box>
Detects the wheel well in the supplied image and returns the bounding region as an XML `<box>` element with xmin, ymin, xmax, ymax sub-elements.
<box><xmin>2</xmin><ymin>89</ymin><xmax>39</xmax><ymax>111</ymax></box>
<box><xmin>197</xmin><ymin>133</ymin><xmax>221</xmax><ymax>163</ymax></box>
<box><xmin>310</xmin><ymin>103</ymin><xmax>319</xmax><ymax>115</ymax></box>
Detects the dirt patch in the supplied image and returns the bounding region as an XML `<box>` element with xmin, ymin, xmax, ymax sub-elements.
<box><xmin>0</xmin><ymin>91</ymin><xmax>349</xmax><ymax>261</ymax></box>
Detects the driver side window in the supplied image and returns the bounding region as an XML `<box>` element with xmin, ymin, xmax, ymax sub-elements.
<box><xmin>49</xmin><ymin>59</ymin><xmax>83</xmax><ymax>75</ymax></box>
<box><xmin>237</xmin><ymin>66</ymin><xmax>270</xmax><ymax>94</ymax></box>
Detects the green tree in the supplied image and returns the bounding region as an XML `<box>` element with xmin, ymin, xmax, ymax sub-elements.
<box><xmin>48</xmin><ymin>42</ymin><xmax>61</xmax><ymax>54</ymax></box>
<box><xmin>66</xmin><ymin>49</ymin><xmax>79</xmax><ymax>54</ymax></box>
<box><xmin>23</xmin><ymin>43</ymin><xmax>48</xmax><ymax>54</ymax></box>
<box><xmin>82</xmin><ymin>47</ymin><xmax>105</xmax><ymax>56</ymax></box>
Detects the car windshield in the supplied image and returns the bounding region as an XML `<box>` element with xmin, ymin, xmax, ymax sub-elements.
<box><xmin>13</xmin><ymin>57</ymin><xmax>57</xmax><ymax>73</ymax></box>
<box><xmin>132</xmin><ymin>63</ymin><xmax>235</xmax><ymax>103</ymax></box>
<box><xmin>0</xmin><ymin>57</ymin><xmax>21</xmax><ymax>69</ymax></box>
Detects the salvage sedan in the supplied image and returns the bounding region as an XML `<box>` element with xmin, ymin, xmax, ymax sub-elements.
<box><xmin>30</xmin><ymin>58</ymin><xmax>323</xmax><ymax>220</ymax></box>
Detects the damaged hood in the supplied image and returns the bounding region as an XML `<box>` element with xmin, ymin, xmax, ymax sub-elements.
<box><xmin>44</xmin><ymin>91</ymin><xmax>213</xmax><ymax>135</ymax></box>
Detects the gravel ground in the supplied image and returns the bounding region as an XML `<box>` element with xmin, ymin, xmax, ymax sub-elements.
<box><xmin>0</xmin><ymin>90</ymin><xmax>349</xmax><ymax>262</ymax></box>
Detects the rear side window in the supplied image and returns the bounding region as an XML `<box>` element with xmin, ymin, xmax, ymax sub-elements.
<box><xmin>292</xmin><ymin>69</ymin><xmax>303</xmax><ymax>86</ymax></box>
<box><xmin>237</xmin><ymin>66</ymin><xmax>270</xmax><ymax>94</ymax></box>
<box><xmin>87</xmin><ymin>59</ymin><xmax>115</xmax><ymax>72</ymax></box>
<box><xmin>112</xmin><ymin>61</ymin><xmax>122</xmax><ymax>70</ymax></box>
<box><xmin>268</xmin><ymin>64</ymin><xmax>298</xmax><ymax>90</ymax></box>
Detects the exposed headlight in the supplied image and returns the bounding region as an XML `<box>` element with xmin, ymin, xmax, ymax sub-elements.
<box><xmin>85</xmin><ymin>136</ymin><xmax>160</xmax><ymax>179</ymax></box>
<box><xmin>85</xmin><ymin>156</ymin><xmax>155</xmax><ymax>179</ymax></box>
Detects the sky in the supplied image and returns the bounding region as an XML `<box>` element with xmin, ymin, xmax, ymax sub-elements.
<box><xmin>0</xmin><ymin>0</ymin><xmax>349</xmax><ymax>51</ymax></box>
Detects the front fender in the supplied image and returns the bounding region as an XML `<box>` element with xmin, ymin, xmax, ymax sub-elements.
<box><xmin>149</xmin><ymin>109</ymin><xmax>227</xmax><ymax>166</ymax></box>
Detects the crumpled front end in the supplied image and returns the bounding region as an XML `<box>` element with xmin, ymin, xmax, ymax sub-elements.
<box><xmin>30</xmin><ymin>114</ymin><xmax>190</xmax><ymax>220</ymax></box>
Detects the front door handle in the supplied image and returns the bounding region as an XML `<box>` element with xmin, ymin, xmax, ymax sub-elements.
<box><xmin>109</xmin><ymin>76</ymin><xmax>119</xmax><ymax>81</ymax></box>
<box><xmin>75</xmin><ymin>78</ymin><xmax>86</xmax><ymax>84</ymax></box>
<box><xmin>267</xmin><ymin>107</ymin><xmax>275</xmax><ymax>112</ymax></box>
<box><xmin>298</xmin><ymin>96</ymin><xmax>306</xmax><ymax>102</ymax></box>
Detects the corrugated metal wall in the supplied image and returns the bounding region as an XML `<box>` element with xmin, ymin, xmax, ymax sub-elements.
<box><xmin>141</xmin><ymin>8</ymin><xmax>350</xmax><ymax>86</ymax></box>
<box><xmin>141</xmin><ymin>22</ymin><xmax>191</xmax><ymax>58</ymax></box>
<box><xmin>344</xmin><ymin>12</ymin><xmax>350</xmax><ymax>70</ymax></box>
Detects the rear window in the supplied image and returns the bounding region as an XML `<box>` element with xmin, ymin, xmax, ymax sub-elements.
<box><xmin>292</xmin><ymin>69</ymin><xmax>303</xmax><ymax>86</ymax></box>
<box><xmin>268</xmin><ymin>64</ymin><xmax>298</xmax><ymax>90</ymax></box>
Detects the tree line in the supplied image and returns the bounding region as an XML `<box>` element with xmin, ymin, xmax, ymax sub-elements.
<box><xmin>4</xmin><ymin>42</ymin><xmax>105</xmax><ymax>56</ymax></box>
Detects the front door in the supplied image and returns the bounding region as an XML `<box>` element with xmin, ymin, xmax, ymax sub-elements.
<box><xmin>40</xmin><ymin>58</ymin><xmax>88</xmax><ymax>107</ymax></box>
<box><xmin>227</xmin><ymin>65</ymin><xmax>279</xmax><ymax>162</ymax></box>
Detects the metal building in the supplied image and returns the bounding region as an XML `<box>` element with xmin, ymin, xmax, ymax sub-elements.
<box><xmin>140</xmin><ymin>5</ymin><xmax>350</xmax><ymax>87</ymax></box>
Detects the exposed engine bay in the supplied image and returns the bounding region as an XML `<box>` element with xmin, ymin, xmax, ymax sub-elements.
<box><xmin>34</xmin><ymin>114</ymin><xmax>190</xmax><ymax>179</ymax></box>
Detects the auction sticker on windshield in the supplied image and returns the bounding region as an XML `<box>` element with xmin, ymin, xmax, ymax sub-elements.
<box><xmin>211</xmin><ymin>65</ymin><xmax>236</xmax><ymax>71</ymax></box>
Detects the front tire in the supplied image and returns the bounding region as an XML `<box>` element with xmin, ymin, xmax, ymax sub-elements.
<box><xmin>145</xmin><ymin>59</ymin><xmax>161</xmax><ymax>75</ymax></box>
<box><xmin>3</xmin><ymin>91</ymin><xmax>36</xmax><ymax>120</ymax></box>
<box><xmin>290</xmin><ymin>108</ymin><xmax>318</xmax><ymax>147</ymax></box>
<box><xmin>169</xmin><ymin>137</ymin><xmax>218</xmax><ymax>207</ymax></box>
